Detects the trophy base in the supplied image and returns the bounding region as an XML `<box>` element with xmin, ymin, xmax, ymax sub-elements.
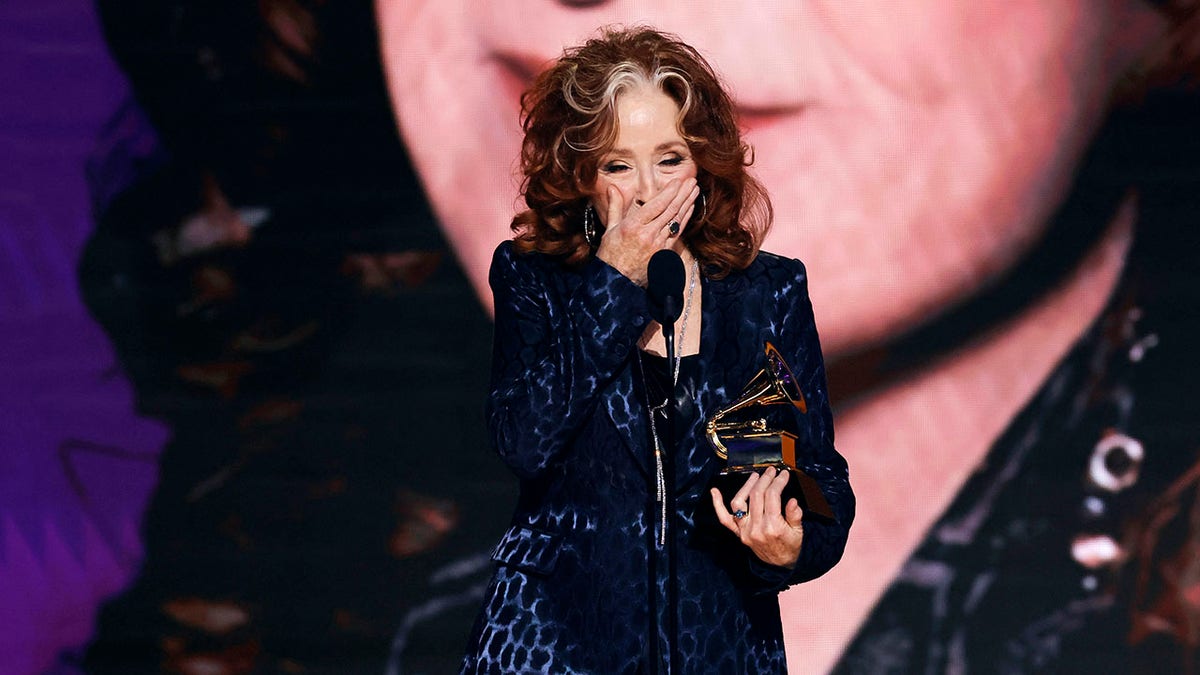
<box><xmin>713</xmin><ymin>465</ymin><xmax>834</xmax><ymax>521</ymax></box>
<box><xmin>712</xmin><ymin>432</ymin><xmax>834</xmax><ymax>520</ymax></box>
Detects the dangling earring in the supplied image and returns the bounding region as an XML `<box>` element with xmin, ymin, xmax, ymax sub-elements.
<box><xmin>583</xmin><ymin>203</ymin><xmax>598</xmax><ymax>246</ymax></box>
<box><xmin>698</xmin><ymin>192</ymin><xmax>707</xmax><ymax>222</ymax></box>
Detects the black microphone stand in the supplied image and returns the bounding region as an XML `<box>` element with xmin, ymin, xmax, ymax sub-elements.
<box><xmin>646</xmin><ymin>249</ymin><xmax>684</xmax><ymax>675</ymax></box>
<box><xmin>660</xmin><ymin>298</ymin><xmax>680</xmax><ymax>675</ymax></box>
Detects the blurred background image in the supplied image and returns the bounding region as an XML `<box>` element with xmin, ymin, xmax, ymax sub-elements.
<box><xmin>2</xmin><ymin>1</ymin><xmax>1198</xmax><ymax>673</ymax></box>
<box><xmin>4</xmin><ymin>2</ymin><xmax>510</xmax><ymax>673</ymax></box>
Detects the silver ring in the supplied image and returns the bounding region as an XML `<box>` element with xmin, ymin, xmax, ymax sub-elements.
<box><xmin>668</xmin><ymin>220</ymin><xmax>680</xmax><ymax>235</ymax></box>
<box><xmin>733</xmin><ymin>510</ymin><xmax>747</xmax><ymax>520</ymax></box>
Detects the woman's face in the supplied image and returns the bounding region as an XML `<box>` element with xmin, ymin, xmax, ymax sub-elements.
<box><xmin>590</xmin><ymin>85</ymin><xmax>699</xmax><ymax>227</ymax></box>
<box><xmin>376</xmin><ymin>0</ymin><xmax>1163</xmax><ymax>354</ymax></box>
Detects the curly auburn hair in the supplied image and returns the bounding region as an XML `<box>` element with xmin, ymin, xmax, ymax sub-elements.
<box><xmin>511</xmin><ymin>26</ymin><xmax>772</xmax><ymax>278</ymax></box>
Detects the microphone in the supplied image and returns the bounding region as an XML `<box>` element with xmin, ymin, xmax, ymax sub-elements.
<box><xmin>646</xmin><ymin>249</ymin><xmax>685</xmax><ymax>326</ymax></box>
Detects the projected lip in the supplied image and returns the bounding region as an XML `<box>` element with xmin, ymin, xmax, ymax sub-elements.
<box><xmin>491</xmin><ymin>51</ymin><xmax>545</xmax><ymax>114</ymax></box>
<box><xmin>739</xmin><ymin>105</ymin><xmax>808</xmax><ymax>136</ymax></box>
<box><xmin>490</xmin><ymin>48</ymin><xmax>808</xmax><ymax>142</ymax></box>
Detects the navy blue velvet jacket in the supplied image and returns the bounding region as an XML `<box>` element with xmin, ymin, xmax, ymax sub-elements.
<box><xmin>462</xmin><ymin>242</ymin><xmax>854</xmax><ymax>674</ymax></box>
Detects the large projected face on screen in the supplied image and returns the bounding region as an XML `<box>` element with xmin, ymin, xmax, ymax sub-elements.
<box><xmin>376</xmin><ymin>4</ymin><xmax>1181</xmax><ymax>670</ymax></box>
<box><xmin>377</xmin><ymin>0</ymin><xmax>1163</xmax><ymax>357</ymax></box>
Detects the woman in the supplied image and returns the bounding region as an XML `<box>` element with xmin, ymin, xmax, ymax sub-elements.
<box><xmin>462</xmin><ymin>27</ymin><xmax>854</xmax><ymax>673</ymax></box>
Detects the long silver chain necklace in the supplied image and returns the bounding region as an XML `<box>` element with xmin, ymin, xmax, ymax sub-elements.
<box><xmin>638</xmin><ymin>256</ymin><xmax>699</xmax><ymax>547</ymax></box>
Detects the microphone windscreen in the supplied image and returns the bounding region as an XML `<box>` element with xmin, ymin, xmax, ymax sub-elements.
<box><xmin>647</xmin><ymin>249</ymin><xmax>685</xmax><ymax>324</ymax></box>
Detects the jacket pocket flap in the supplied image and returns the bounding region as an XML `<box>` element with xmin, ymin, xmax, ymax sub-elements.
<box><xmin>491</xmin><ymin>526</ymin><xmax>562</xmax><ymax>576</ymax></box>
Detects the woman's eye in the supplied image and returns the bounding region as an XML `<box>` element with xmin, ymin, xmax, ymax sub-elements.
<box><xmin>601</xmin><ymin>163</ymin><xmax>630</xmax><ymax>174</ymax></box>
<box><xmin>661</xmin><ymin>156</ymin><xmax>684</xmax><ymax>167</ymax></box>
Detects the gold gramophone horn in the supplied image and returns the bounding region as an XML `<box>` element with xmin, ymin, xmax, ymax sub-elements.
<box><xmin>706</xmin><ymin>342</ymin><xmax>807</xmax><ymax>459</ymax></box>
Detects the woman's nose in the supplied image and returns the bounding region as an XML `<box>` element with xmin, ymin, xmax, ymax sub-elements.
<box><xmin>636</xmin><ymin>173</ymin><xmax>657</xmax><ymax>203</ymax></box>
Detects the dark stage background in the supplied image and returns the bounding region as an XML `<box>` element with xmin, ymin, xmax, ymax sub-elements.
<box><xmin>2</xmin><ymin>2</ymin><xmax>1199</xmax><ymax>674</ymax></box>
<box><xmin>2</xmin><ymin>2</ymin><xmax>511</xmax><ymax>673</ymax></box>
